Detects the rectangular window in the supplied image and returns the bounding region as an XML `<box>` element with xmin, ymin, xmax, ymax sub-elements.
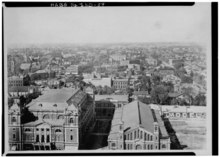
<box><xmin>13</xmin><ymin>134</ymin><xmax>16</xmax><ymax>139</ymax></box>
<box><xmin>134</xmin><ymin>131</ymin><xmax>136</xmax><ymax>139</ymax></box>
<box><xmin>36</xmin><ymin>135</ymin><xmax>39</xmax><ymax>142</ymax></box>
<box><xmin>47</xmin><ymin>135</ymin><xmax>50</xmax><ymax>142</ymax></box>
<box><xmin>41</xmin><ymin>135</ymin><xmax>45</xmax><ymax>142</ymax></box>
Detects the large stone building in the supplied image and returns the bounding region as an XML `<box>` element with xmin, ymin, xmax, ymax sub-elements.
<box><xmin>8</xmin><ymin>88</ymin><xmax>95</xmax><ymax>151</ymax></box>
<box><xmin>108</xmin><ymin>100</ymin><xmax>170</xmax><ymax>150</ymax></box>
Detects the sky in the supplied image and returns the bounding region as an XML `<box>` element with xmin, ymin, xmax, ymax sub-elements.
<box><xmin>4</xmin><ymin>3</ymin><xmax>211</xmax><ymax>45</ymax></box>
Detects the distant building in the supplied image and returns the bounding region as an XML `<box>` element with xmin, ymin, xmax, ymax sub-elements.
<box><xmin>108</xmin><ymin>100</ymin><xmax>170</xmax><ymax>150</ymax></box>
<box><xmin>145</xmin><ymin>58</ymin><xmax>157</xmax><ymax>66</ymax></box>
<box><xmin>84</xmin><ymin>78</ymin><xmax>112</xmax><ymax>87</ymax></box>
<box><xmin>132</xmin><ymin>91</ymin><xmax>150</xmax><ymax>100</ymax></box>
<box><xmin>8</xmin><ymin>76</ymin><xmax>24</xmax><ymax>87</ymax></box>
<box><xmin>110</xmin><ymin>55</ymin><xmax>126</xmax><ymax>62</ymax></box>
<box><xmin>8</xmin><ymin>88</ymin><xmax>95</xmax><ymax>150</ymax></box>
<box><xmin>113</xmin><ymin>79</ymin><xmax>129</xmax><ymax>91</ymax></box>
<box><xmin>65</xmin><ymin>65</ymin><xmax>79</xmax><ymax>75</ymax></box>
<box><xmin>30</xmin><ymin>70</ymin><xmax>55</xmax><ymax>81</ymax></box>
<box><xmin>158</xmin><ymin>67</ymin><xmax>175</xmax><ymax>77</ymax></box>
<box><xmin>95</xmin><ymin>94</ymin><xmax>128</xmax><ymax>108</ymax></box>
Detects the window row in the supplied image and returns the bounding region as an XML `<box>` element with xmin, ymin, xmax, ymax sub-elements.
<box><xmin>125</xmin><ymin>130</ymin><xmax>153</xmax><ymax>141</ymax></box>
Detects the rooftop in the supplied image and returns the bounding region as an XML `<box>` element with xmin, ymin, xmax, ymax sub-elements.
<box><xmin>27</xmin><ymin>88</ymin><xmax>80</xmax><ymax>111</ymax></box>
<box><xmin>95</xmin><ymin>94</ymin><xmax>128</xmax><ymax>102</ymax></box>
<box><xmin>122</xmin><ymin>100</ymin><xmax>155</xmax><ymax>133</ymax></box>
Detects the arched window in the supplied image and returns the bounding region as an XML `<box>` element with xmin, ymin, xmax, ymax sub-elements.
<box><xmin>111</xmin><ymin>143</ymin><xmax>116</xmax><ymax>147</ymax></box>
<box><xmin>53</xmin><ymin>104</ymin><xmax>57</xmax><ymax>107</ymax></box>
<box><xmin>151</xmin><ymin>145</ymin><xmax>153</xmax><ymax>149</ymax></box>
<box><xmin>43</xmin><ymin>114</ymin><xmax>49</xmax><ymax>119</ymax></box>
<box><xmin>69</xmin><ymin>118</ymin><xmax>74</xmax><ymax>123</ymax></box>
<box><xmin>25</xmin><ymin>128</ymin><xmax>31</xmax><ymax>132</ymax></box>
<box><xmin>162</xmin><ymin>144</ymin><xmax>166</xmax><ymax>148</ymax></box>
<box><xmin>57</xmin><ymin>115</ymin><xmax>64</xmax><ymax>119</ymax></box>
<box><xmin>12</xmin><ymin>117</ymin><xmax>16</xmax><ymax>123</ymax></box>
<box><xmin>150</xmin><ymin>135</ymin><xmax>153</xmax><ymax>141</ymax></box>
<box><xmin>147</xmin><ymin>134</ymin><xmax>150</xmax><ymax>141</ymax></box>
<box><xmin>55</xmin><ymin>129</ymin><xmax>62</xmax><ymax>133</ymax></box>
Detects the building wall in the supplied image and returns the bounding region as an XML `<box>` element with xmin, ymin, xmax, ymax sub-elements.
<box><xmin>113</xmin><ymin>80</ymin><xmax>128</xmax><ymax>90</ymax></box>
<box><xmin>8</xmin><ymin>78</ymin><xmax>23</xmax><ymax>87</ymax></box>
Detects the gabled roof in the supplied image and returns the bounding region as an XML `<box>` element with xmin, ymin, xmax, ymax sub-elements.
<box><xmin>27</xmin><ymin>88</ymin><xmax>80</xmax><ymax>111</ymax></box>
<box><xmin>122</xmin><ymin>100</ymin><xmax>155</xmax><ymax>133</ymax></box>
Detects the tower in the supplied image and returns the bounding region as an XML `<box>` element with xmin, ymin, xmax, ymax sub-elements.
<box><xmin>64</xmin><ymin>105</ymin><xmax>79</xmax><ymax>150</ymax></box>
<box><xmin>8</xmin><ymin>102</ymin><xmax>22</xmax><ymax>150</ymax></box>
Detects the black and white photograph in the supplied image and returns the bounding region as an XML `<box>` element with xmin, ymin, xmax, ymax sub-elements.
<box><xmin>2</xmin><ymin>1</ymin><xmax>216</xmax><ymax>156</ymax></box>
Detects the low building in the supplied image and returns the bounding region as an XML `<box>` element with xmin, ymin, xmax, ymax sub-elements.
<box><xmin>132</xmin><ymin>91</ymin><xmax>150</xmax><ymax>100</ymax></box>
<box><xmin>84</xmin><ymin>78</ymin><xmax>112</xmax><ymax>87</ymax></box>
<box><xmin>108</xmin><ymin>100</ymin><xmax>170</xmax><ymax>150</ymax></box>
<box><xmin>30</xmin><ymin>70</ymin><xmax>55</xmax><ymax>81</ymax></box>
<box><xmin>8</xmin><ymin>88</ymin><xmax>95</xmax><ymax>151</ymax></box>
<box><xmin>95</xmin><ymin>94</ymin><xmax>128</xmax><ymax>108</ymax></box>
<box><xmin>65</xmin><ymin>65</ymin><xmax>79</xmax><ymax>75</ymax></box>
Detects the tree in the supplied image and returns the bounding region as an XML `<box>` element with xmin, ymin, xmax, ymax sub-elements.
<box><xmin>8</xmin><ymin>98</ymin><xmax>14</xmax><ymax>109</ymax></box>
<box><xmin>21</xmin><ymin>107</ymin><xmax>38</xmax><ymax>124</ymax></box>
<box><xmin>170</xmin><ymin>98</ymin><xmax>178</xmax><ymax>105</ymax></box>
<box><xmin>193</xmin><ymin>94</ymin><xmax>206</xmax><ymax>106</ymax></box>
<box><xmin>103</xmin><ymin>86</ymin><xmax>114</xmax><ymax>95</ymax></box>
<box><xmin>23</xmin><ymin>74</ymin><xmax>31</xmax><ymax>86</ymax></box>
<box><xmin>150</xmin><ymin>85</ymin><xmax>168</xmax><ymax>105</ymax></box>
<box><xmin>96</xmin><ymin>85</ymin><xmax>103</xmax><ymax>95</ymax></box>
<box><xmin>151</xmin><ymin>74</ymin><xmax>161</xmax><ymax>86</ymax></box>
<box><xmin>174</xmin><ymin>62</ymin><xmax>184</xmax><ymax>70</ymax></box>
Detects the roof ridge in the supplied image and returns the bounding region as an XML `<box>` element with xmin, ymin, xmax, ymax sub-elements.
<box><xmin>137</xmin><ymin>101</ymin><xmax>142</xmax><ymax>125</ymax></box>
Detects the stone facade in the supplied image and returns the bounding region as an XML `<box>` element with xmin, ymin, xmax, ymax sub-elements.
<box><xmin>8</xmin><ymin>88</ymin><xmax>95</xmax><ymax>151</ymax></box>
